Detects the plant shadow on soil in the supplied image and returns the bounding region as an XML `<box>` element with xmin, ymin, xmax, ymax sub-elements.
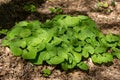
<box><xmin>0</xmin><ymin>0</ymin><xmax>47</xmax><ymax>29</ymax></box>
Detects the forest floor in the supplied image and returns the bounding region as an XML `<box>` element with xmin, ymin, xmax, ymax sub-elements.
<box><xmin>0</xmin><ymin>0</ymin><xmax>120</xmax><ymax>80</ymax></box>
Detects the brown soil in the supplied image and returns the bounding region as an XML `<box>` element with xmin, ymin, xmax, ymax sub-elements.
<box><xmin>0</xmin><ymin>0</ymin><xmax>120</xmax><ymax>80</ymax></box>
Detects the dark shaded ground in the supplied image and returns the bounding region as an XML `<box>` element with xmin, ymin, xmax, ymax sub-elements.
<box><xmin>0</xmin><ymin>0</ymin><xmax>47</xmax><ymax>29</ymax></box>
<box><xmin>0</xmin><ymin>0</ymin><xmax>120</xmax><ymax>80</ymax></box>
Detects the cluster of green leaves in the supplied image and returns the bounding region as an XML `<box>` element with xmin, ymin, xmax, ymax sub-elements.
<box><xmin>2</xmin><ymin>15</ymin><xmax>120</xmax><ymax>71</ymax></box>
<box><xmin>42</xmin><ymin>68</ymin><xmax>51</xmax><ymax>77</ymax></box>
<box><xmin>97</xmin><ymin>2</ymin><xmax>109</xmax><ymax>8</ymax></box>
<box><xmin>96</xmin><ymin>1</ymin><xmax>116</xmax><ymax>13</ymax></box>
<box><xmin>49</xmin><ymin>7</ymin><xmax>63</xmax><ymax>14</ymax></box>
<box><xmin>0</xmin><ymin>29</ymin><xmax>8</xmax><ymax>35</ymax></box>
<box><xmin>23</xmin><ymin>4</ymin><xmax>36</xmax><ymax>12</ymax></box>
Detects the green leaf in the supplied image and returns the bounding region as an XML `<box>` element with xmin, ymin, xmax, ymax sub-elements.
<box><xmin>42</xmin><ymin>68</ymin><xmax>51</xmax><ymax>77</ymax></box>
<box><xmin>77</xmin><ymin>62</ymin><xmax>89</xmax><ymax>71</ymax></box>
<box><xmin>73</xmin><ymin>26</ymin><xmax>81</xmax><ymax>33</ymax></box>
<box><xmin>102</xmin><ymin>53</ymin><xmax>113</xmax><ymax>63</ymax></box>
<box><xmin>49</xmin><ymin>7</ymin><xmax>56</xmax><ymax>13</ymax></box>
<box><xmin>46</xmin><ymin>43</ymin><xmax>54</xmax><ymax>51</ymax></box>
<box><xmin>58</xmin><ymin>27</ymin><xmax>66</xmax><ymax>35</ymax></box>
<box><xmin>70</xmin><ymin>37</ymin><xmax>79</xmax><ymax>47</ymax></box>
<box><xmin>68</xmin><ymin>60</ymin><xmax>77</xmax><ymax>69</ymax></box>
<box><xmin>106</xmin><ymin>34</ymin><xmax>119</xmax><ymax>42</ymax></box>
<box><xmin>31</xmin><ymin>51</ymin><xmax>48</xmax><ymax>65</ymax></box>
<box><xmin>15</xmin><ymin>21</ymin><xmax>28</xmax><ymax>27</ymax></box>
<box><xmin>28</xmin><ymin>37</ymin><xmax>42</xmax><ymax>47</ymax></box>
<box><xmin>54</xmin><ymin>15</ymin><xmax>80</xmax><ymax>27</ymax></box>
<box><xmin>40</xmin><ymin>30</ymin><xmax>52</xmax><ymax>43</ymax></box>
<box><xmin>61</xmin><ymin>56</ymin><xmax>77</xmax><ymax>70</ymax></box>
<box><xmin>22</xmin><ymin>46</ymin><xmax>37</xmax><ymax>59</ymax></box>
<box><xmin>57</xmin><ymin>47</ymin><xmax>68</xmax><ymax>60</ymax></box>
<box><xmin>61</xmin><ymin>35</ymin><xmax>70</xmax><ymax>44</ymax></box>
<box><xmin>99</xmin><ymin>38</ymin><xmax>108</xmax><ymax>47</ymax></box>
<box><xmin>27</xmin><ymin>20</ymin><xmax>41</xmax><ymax>30</ymax></box>
<box><xmin>117</xmin><ymin>41</ymin><xmax>120</xmax><ymax>46</ymax></box>
<box><xmin>103</xmin><ymin>3</ymin><xmax>108</xmax><ymax>8</ymax></box>
<box><xmin>85</xmin><ymin>38</ymin><xmax>100</xmax><ymax>47</ymax></box>
<box><xmin>107</xmin><ymin>42</ymin><xmax>117</xmax><ymax>47</ymax></box>
<box><xmin>23</xmin><ymin>4</ymin><xmax>36</xmax><ymax>12</ymax></box>
<box><xmin>10</xmin><ymin>45</ymin><xmax>23</xmax><ymax>56</ymax></box>
<box><xmin>47</xmin><ymin>56</ymin><xmax>64</xmax><ymax>65</ymax></box>
<box><xmin>36</xmin><ymin>42</ymin><xmax>45</xmax><ymax>52</ymax></box>
<box><xmin>94</xmin><ymin>46</ymin><xmax>106</xmax><ymax>54</ymax></box>
<box><xmin>6</xmin><ymin>27</ymin><xmax>23</xmax><ymax>40</ymax></box>
<box><xmin>74</xmin><ymin>45</ymin><xmax>82</xmax><ymax>52</ymax></box>
<box><xmin>82</xmin><ymin>45</ymin><xmax>94</xmax><ymax>58</ymax></box>
<box><xmin>71</xmin><ymin>51</ymin><xmax>82</xmax><ymax>63</ymax></box>
<box><xmin>51</xmin><ymin>37</ymin><xmax>62</xmax><ymax>46</ymax></box>
<box><xmin>92</xmin><ymin>53</ymin><xmax>113</xmax><ymax>64</ymax></box>
<box><xmin>68</xmin><ymin>53</ymin><xmax>74</xmax><ymax>64</ymax></box>
<box><xmin>82</xmin><ymin>50</ymin><xmax>89</xmax><ymax>58</ymax></box>
<box><xmin>111</xmin><ymin>47</ymin><xmax>119</xmax><ymax>52</ymax></box>
<box><xmin>19</xmin><ymin>29</ymin><xmax>31</xmax><ymax>38</ymax></box>
<box><xmin>114</xmin><ymin>52</ymin><xmax>120</xmax><ymax>59</ymax></box>
<box><xmin>112</xmin><ymin>50</ymin><xmax>120</xmax><ymax>59</ymax></box>
<box><xmin>91</xmin><ymin>54</ymin><xmax>102</xmax><ymax>64</ymax></box>
<box><xmin>79</xmin><ymin>40</ymin><xmax>86</xmax><ymax>46</ymax></box>
<box><xmin>10</xmin><ymin>39</ymin><xmax>26</xmax><ymax>48</ymax></box>
<box><xmin>78</xmin><ymin>27</ymin><xmax>96</xmax><ymax>40</ymax></box>
<box><xmin>66</xmin><ymin>53</ymin><xmax>77</xmax><ymax>69</ymax></box>
<box><xmin>20</xmin><ymin>40</ymin><xmax>27</xmax><ymax>48</ymax></box>
<box><xmin>61</xmin><ymin>62</ymin><xmax>69</xmax><ymax>71</ymax></box>
<box><xmin>45</xmin><ymin>50</ymin><xmax>57</xmax><ymax>60</ymax></box>
<box><xmin>1</xmin><ymin>39</ymin><xmax>10</xmax><ymax>46</ymax></box>
<box><xmin>0</xmin><ymin>29</ymin><xmax>8</xmax><ymax>35</ymax></box>
<box><xmin>61</xmin><ymin>42</ymin><xmax>72</xmax><ymax>52</ymax></box>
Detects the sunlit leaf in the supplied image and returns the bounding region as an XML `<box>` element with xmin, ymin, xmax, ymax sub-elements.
<box><xmin>77</xmin><ymin>62</ymin><xmax>88</xmax><ymax>71</ymax></box>
<box><xmin>47</xmin><ymin>56</ymin><xmax>64</xmax><ymax>65</ymax></box>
